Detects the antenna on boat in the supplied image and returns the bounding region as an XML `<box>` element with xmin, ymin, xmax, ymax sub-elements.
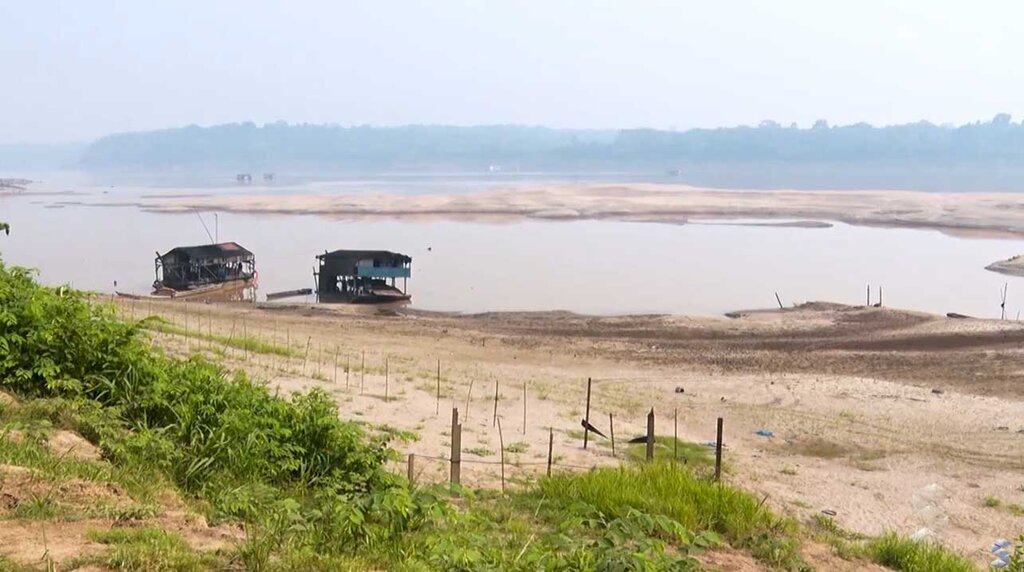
<box><xmin>194</xmin><ymin>209</ymin><xmax>215</xmax><ymax>244</ymax></box>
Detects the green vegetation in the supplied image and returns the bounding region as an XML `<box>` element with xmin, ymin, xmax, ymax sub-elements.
<box><xmin>537</xmin><ymin>462</ymin><xmax>806</xmax><ymax>570</ymax></box>
<box><xmin>503</xmin><ymin>441</ymin><xmax>529</xmax><ymax>454</ymax></box>
<box><xmin>809</xmin><ymin>516</ymin><xmax>983</xmax><ymax>572</ymax></box>
<box><xmin>82</xmin><ymin>528</ymin><xmax>219</xmax><ymax>571</ymax></box>
<box><xmin>463</xmin><ymin>446</ymin><xmax>495</xmax><ymax>457</ymax></box>
<box><xmin>0</xmin><ymin>256</ymin><xmax>1013</xmax><ymax>570</ymax></box>
<box><xmin>140</xmin><ymin>316</ymin><xmax>299</xmax><ymax>357</ymax></box>
<box><xmin>866</xmin><ymin>532</ymin><xmax>976</xmax><ymax>572</ymax></box>
<box><xmin>984</xmin><ymin>495</ymin><xmax>1002</xmax><ymax>508</ymax></box>
<box><xmin>625</xmin><ymin>435</ymin><xmax>712</xmax><ymax>467</ymax></box>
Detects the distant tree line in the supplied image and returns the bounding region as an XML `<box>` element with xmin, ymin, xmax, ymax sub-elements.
<box><xmin>72</xmin><ymin>116</ymin><xmax>1024</xmax><ymax>172</ymax></box>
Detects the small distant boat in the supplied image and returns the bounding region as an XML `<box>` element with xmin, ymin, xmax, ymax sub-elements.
<box><xmin>153</xmin><ymin>242</ymin><xmax>257</xmax><ymax>301</ymax></box>
<box><xmin>266</xmin><ymin>287</ymin><xmax>313</xmax><ymax>301</ymax></box>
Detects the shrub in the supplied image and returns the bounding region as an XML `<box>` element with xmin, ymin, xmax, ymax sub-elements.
<box><xmin>0</xmin><ymin>259</ymin><xmax>392</xmax><ymax>516</ymax></box>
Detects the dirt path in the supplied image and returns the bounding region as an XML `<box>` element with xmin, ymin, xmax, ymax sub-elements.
<box><xmin>123</xmin><ymin>298</ymin><xmax>1024</xmax><ymax>564</ymax></box>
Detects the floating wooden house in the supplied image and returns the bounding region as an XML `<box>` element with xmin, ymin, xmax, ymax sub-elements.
<box><xmin>314</xmin><ymin>250</ymin><xmax>411</xmax><ymax>304</ymax></box>
<box><xmin>153</xmin><ymin>242</ymin><xmax>256</xmax><ymax>300</ymax></box>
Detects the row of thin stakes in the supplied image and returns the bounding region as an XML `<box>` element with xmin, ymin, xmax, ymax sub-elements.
<box><xmin>405</xmin><ymin>377</ymin><xmax>726</xmax><ymax>494</ymax></box>
<box><xmin>579</xmin><ymin>378</ymin><xmax>725</xmax><ymax>482</ymax></box>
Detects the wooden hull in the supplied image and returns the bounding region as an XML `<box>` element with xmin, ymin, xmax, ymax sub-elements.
<box><xmin>152</xmin><ymin>278</ymin><xmax>255</xmax><ymax>301</ymax></box>
<box><xmin>318</xmin><ymin>286</ymin><xmax>411</xmax><ymax>305</ymax></box>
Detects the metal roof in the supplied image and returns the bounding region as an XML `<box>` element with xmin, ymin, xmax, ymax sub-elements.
<box><xmin>161</xmin><ymin>242</ymin><xmax>253</xmax><ymax>260</ymax></box>
<box><xmin>317</xmin><ymin>249</ymin><xmax>411</xmax><ymax>263</ymax></box>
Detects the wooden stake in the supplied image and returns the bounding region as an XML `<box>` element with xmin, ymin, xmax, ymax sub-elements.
<box><xmin>714</xmin><ymin>417</ymin><xmax>724</xmax><ymax>482</ymax></box>
<box><xmin>333</xmin><ymin>346</ymin><xmax>339</xmax><ymax>383</ymax></box>
<box><xmin>407</xmin><ymin>453</ymin><xmax>416</xmax><ymax>486</ymax></box>
<box><xmin>522</xmin><ymin>383</ymin><xmax>527</xmax><ymax>434</ymax></box>
<box><xmin>497</xmin><ymin>417</ymin><xmax>506</xmax><ymax>494</ymax></box>
<box><xmin>385</xmin><ymin>356</ymin><xmax>389</xmax><ymax>402</ymax></box>
<box><xmin>450</xmin><ymin>408</ymin><xmax>462</xmax><ymax>489</ymax></box>
<box><xmin>878</xmin><ymin>286</ymin><xmax>882</xmax><ymax>307</ymax></box>
<box><xmin>464</xmin><ymin>380</ymin><xmax>475</xmax><ymax>421</ymax></box>
<box><xmin>547</xmin><ymin>427</ymin><xmax>554</xmax><ymax>476</ymax></box>
<box><xmin>302</xmin><ymin>337</ymin><xmax>311</xmax><ymax>375</ymax></box>
<box><xmin>184</xmin><ymin>302</ymin><xmax>190</xmax><ymax>352</ymax></box>
<box><xmin>673</xmin><ymin>408</ymin><xmax>678</xmax><ymax>462</ymax></box>
<box><xmin>346</xmin><ymin>355</ymin><xmax>351</xmax><ymax>388</ymax></box>
<box><xmin>1001</xmin><ymin>282</ymin><xmax>1008</xmax><ymax>320</ymax></box>
<box><xmin>583</xmin><ymin>377</ymin><xmax>593</xmax><ymax>449</ymax></box>
<box><xmin>609</xmin><ymin>412</ymin><xmax>615</xmax><ymax>457</ymax></box>
<box><xmin>435</xmin><ymin>359</ymin><xmax>441</xmax><ymax>416</ymax></box>
<box><xmin>867</xmin><ymin>284</ymin><xmax>871</xmax><ymax>306</ymax></box>
<box><xmin>228</xmin><ymin>320</ymin><xmax>236</xmax><ymax>358</ymax></box>
<box><xmin>242</xmin><ymin>317</ymin><xmax>248</xmax><ymax>361</ymax></box>
<box><xmin>492</xmin><ymin>380</ymin><xmax>499</xmax><ymax>427</ymax></box>
<box><xmin>774</xmin><ymin>292</ymin><xmax>783</xmax><ymax>309</ymax></box>
<box><xmin>360</xmin><ymin>351</ymin><xmax>365</xmax><ymax>394</ymax></box>
<box><xmin>646</xmin><ymin>408</ymin><xmax>655</xmax><ymax>461</ymax></box>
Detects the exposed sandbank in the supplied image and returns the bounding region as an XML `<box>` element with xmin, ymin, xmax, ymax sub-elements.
<box><xmin>137</xmin><ymin>183</ymin><xmax>1024</xmax><ymax>237</ymax></box>
<box><xmin>986</xmin><ymin>255</ymin><xmax>1024</xmax><ymax>277</ymax></box>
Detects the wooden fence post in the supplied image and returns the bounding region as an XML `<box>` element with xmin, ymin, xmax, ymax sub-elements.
<box><xmin>435</xmin><ymin>359</ymin><xmax>441</xmax><ymax>416</ymax></box>
<box><xmin>609</xmin><ymin>413</ymin><xmax>615</xmax><ymax>457</ymax></box>
<box><xmin>522</xmin><ymin>383</ymin><xmax>527</xmax><ymax>435</ymax></box>
<box><xmin>547</xmin><ymin>427</ymin><xmax>554</xmax><ymax>476</ymax></box>
<box><xmin>673</xmin><ymin>408</ymin><xmax>678</xmax><ymax>462</ymax></box>
<box><xmin>450</xmin><ymin>408</ymin><xmax>462</xmax><ymax>490</ymax></box>
<box><xmin>385</xmin><ymin>356</ymin><xmax>389</xmax><ymax>402</ymax></box>
<box><xmin>492</xmin><ymin>380</ymin><xmax>499</xmax><ymax>427</ymax></box>
<box><xmin>302</xmin><ymin>337</ymin><xmax>311</xmax><ymax>375</ymax></box>
<box><xmin>646</xmin><ymin>408</ymin><xmax>655</xmax><ymax>461</ymax></box>
<box><xmin>334</xmin><ymin>346</ymin><xmax>339</xmax><ymax>384</ymax></box>
<box><xmin>464</xmin><ymin>380</ymin><xmax>474</xmax><ymax>422</ymax></box>
<box><xmin>583</xmin><ymin>377</ymin><xmax>593</xmax><ymax>449</ymax></box>
<box><xmin>497</xmin><ymin>418</ymin><xmax>506</xmax><ymax>494</ymax></box>
<box><xmin>407</xmin><ymin>453</ymin><xmax>415</xmax><ymax>486</ymax></box>
<box><xmin>714</xmin><ymin>417</ymin><xmax>724</xmax><ymax>482</ymax></box>
<box><xmin>360</xmin><ymin>351</ymin><xmax>365</xmax><ymax>395</ymax></box>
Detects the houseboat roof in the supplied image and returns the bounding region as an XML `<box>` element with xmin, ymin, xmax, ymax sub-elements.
<box><xmin>317</xmin><ymin>249</ymin><xmax>411</xmax><ymax>263</ymax></box>
<box><xmin>161</xmin><ymin>242</ymin><xmax>253</xmax><ymax>260</ymax></box>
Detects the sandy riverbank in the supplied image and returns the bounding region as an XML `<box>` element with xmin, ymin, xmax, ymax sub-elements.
<box><xmin>987</xmin><ymin>255</ymin><xmax>1024</xmax><ymax>277</ymax></box>
<box><xmin>139</xmin><ymin>183</ymin><xmax>1024</xmax><ymax>237</ymax></box>
<box><xmin>121</xmin><ymin>297</ymin><xmax>1024</xmax><ymax>564</ymax></box>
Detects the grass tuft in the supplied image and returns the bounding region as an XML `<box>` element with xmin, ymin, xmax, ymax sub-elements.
<box><xmin>866</xmin><ymin>532</ymin><xmax>975</xmax><ymax>572</ymax></box>
<box><xmin>535</xmin><ymin>462</ymin><xmax>806</xmax><ymax>570</ymax></box>
<box><xmin>84</xmin><ymin>527</ymin><xmax>219</xmax><ymax>571</ymax></box>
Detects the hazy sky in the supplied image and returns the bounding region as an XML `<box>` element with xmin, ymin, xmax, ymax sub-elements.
<box><xmin>3</xmin><ymin>1</ymin><xmax>1023</xmax><ymax>143</ymax></box>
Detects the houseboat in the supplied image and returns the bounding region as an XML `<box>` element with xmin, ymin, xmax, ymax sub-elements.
<box><xmin>314</xmin><ymin>249</ymin><xmax>411</xmax><ymax>304</ymax></box>
<box><xmin>153</xmin><ymin>242</ymin><xmax>257</xmax><ymax>301</ymax></box>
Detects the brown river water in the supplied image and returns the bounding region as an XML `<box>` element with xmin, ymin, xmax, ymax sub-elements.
<box><xmin>2</xmin><ymin>174</ymin><xmax>1023</xmax><ymax>317</ymax></box>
